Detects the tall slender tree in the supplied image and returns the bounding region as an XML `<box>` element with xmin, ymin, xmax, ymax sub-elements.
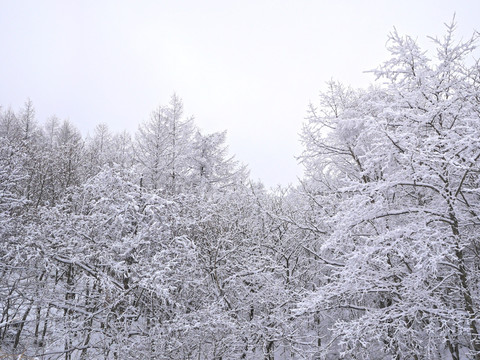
<box><xmin>135</xmin><ymin>94</ymin><xmax>195</xmax><ymax>193</ymax></box>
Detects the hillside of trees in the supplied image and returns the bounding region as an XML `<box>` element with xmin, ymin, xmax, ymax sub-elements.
<box><xmin>1</xmin><ymin>22</ymin><xmax>480</xmax><ymax>359</ymax></box>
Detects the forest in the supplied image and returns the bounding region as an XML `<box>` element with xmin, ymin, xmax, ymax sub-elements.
<box><xmin>1</xmin><ymin>22</ymin><xmax>480</xmax><ymax>360</ymax></box>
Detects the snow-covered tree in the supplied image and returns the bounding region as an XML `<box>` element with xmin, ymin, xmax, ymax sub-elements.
<box><xmin>135</xmin><ymin>94</ymin><xmax>196</xmax><ymax>193</ymax></box>
<box><xmin>298</xmin><ymin>20</ymin><xmax>480</xmax><ymax>359</ymax></box>
<box><xmin>190</xmin><ymin>130</ymin><xmax>248</xmax><ymax>191</ymax></box>
<box><xmin>85</xmin><ymin>123</ymin><xmax>114</xmax><ymax>177</ymax></box>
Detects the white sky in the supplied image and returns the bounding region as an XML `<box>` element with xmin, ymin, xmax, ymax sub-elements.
<box><xmin>1</xmin><ymin>0</ymin><xmax>479</xmax><ymax>187</ymax></box>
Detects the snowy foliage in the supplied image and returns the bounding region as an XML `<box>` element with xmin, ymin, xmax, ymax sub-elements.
<box><xmin>299</xmin><ymin>20</ymin><xmax>480</xmax><ymax>359</ymax></box>
<box><xmin>1</xmin><ymin>20</ymin><xmax>479</xmax><ymax>360</ymax></box>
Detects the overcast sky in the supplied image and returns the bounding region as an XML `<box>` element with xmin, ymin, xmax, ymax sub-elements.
<box><xmin>1</xmin><ymin>1</ymin><xmax>479</xmax><ymax>187</ymax></box>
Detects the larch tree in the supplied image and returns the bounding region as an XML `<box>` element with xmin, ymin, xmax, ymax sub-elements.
<box><xmin>85</xmin><ymin>123</ymin><xmax>114</xmax><ymax>177</ymax></box>
<box><xmin>190</xmin><ymin>130</ymin><xmax>248</xmax><ymax>191</ymax></box>
<box><xmin>135</xmin><ymin>94</ymin><xmax>196</xmax><ymax>193</ymax></box>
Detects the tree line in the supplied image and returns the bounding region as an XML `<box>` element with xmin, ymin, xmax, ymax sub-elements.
<box><xmin>1</xmin><ymin>21</ymin><xmax>480</xmax><ymax>359</ymax></box>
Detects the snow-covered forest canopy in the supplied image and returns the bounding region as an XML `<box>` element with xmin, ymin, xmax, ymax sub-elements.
<box><xmin>1</xmin><ymin>22</ymin><xmax>480</xmax><ymax>360</ymax></box>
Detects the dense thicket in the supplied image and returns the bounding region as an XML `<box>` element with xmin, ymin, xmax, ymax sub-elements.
<box><xmin>1</xmin><ymin>22</ymin><xmax>479</xmax><ymax>360</ymax></box>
